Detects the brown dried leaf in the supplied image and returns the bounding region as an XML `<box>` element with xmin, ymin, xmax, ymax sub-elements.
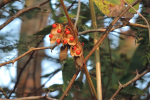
<box><xmin>59</xmin><ymin>45</ymin><xmax>68</xmax><ymax>61</ymax></box>
<box><xmin>74</xmin><ymin>55</ymin><xmax>84</xmax><ymax>67</ymax></box>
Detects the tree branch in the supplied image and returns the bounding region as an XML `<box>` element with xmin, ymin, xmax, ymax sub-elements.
<box><xmin>110</xmin><ymin>67</ymin><xmax>150</xmax><ymax>100</ymax></box>
<box><xmin>0</xmin><ymin>0</ymin><xmax>50</xmax><ymax>30</ymax></box>
<box><xmin>59</xmin><ymin>0</ymin><xmax>142</xmax><ymax>99</ymax></box>
<box><xmin>123</xmin><ymin>0</ymin><xmax>150</xmax><ymax>43</ymax></box>
<box><xmin>78</xmin><ymin>23</ymin><xmax>148</xmax><ymax>35</ymax></box>
<box><xmin>0</xmin><ymin>86</ymin><xmax>8</xmax><ymax>98</ymax></box>
<box><xmin>0</xmin><ymin>93</ymin><xmax>58</xmax><ymax>100</ymax></box>
<box><xmin>0</xmin><ymin>0</ymin><xmax>13</xmax><ymax>9</ymax></box>
<box><xmin>0</xmin><ymin>44</ymin><xmax>56</xmax><ymax>67</ymax></box>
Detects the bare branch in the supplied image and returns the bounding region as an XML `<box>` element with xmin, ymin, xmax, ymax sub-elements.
<box><xmin>0</xmin><ymin>0</ymin><xmax>13</xmax><ymax>9</ymax></box>
<box><xmin>60</xmin><ymin>0</ymin><xmax>141</xmax><ymax>100</ymax></box>
<box><xmin>0</xmin><ymin>94</ymin><xmax>58</xmax><ymax>100</ymax></box>
<box><xmin>0</xmin><ymin>86</ymin><xmax>8</xmax><ymax>99</ymax></box>
<box><xmin>110</xmin><ymin>67</ymin><xmax>150</xmax><ymax>100</ymax></box>
<box><xmin>1</xmin><ymin>8</ymin><xmax>24</xmax><ymax>21</ymax></box>
<box><xmin>0</xmin><ymin>0</ymin><xmax>50</xmax><ymax>30</ymax></box>
<box><xmin>0</xmin><ymin>44</ymin><xmax>56</xmax><ymax>67</ymax></box>
<box><xmin>74</xmin><ymin>0</ymin><xmax>80</xmax><ymax>30</ymax></box>
<box><xmin>123</xmin><ymin>0</ymin><xmax>150</xmax><ymax>43</ymax></box>
<box><xmin>78</xmin><ymin>23</ymin><xmax>148</xmax><ymax>35</ymax></box>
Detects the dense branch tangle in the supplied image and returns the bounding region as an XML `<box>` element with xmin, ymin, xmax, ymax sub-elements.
<box><xmin>0</xmin><ymin>0</ymin><xmax>149</xmax><ymax>100</ymax></box>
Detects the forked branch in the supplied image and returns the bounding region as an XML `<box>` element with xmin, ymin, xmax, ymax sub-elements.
<box><xmin>0</xmin><ymin>44</ymin><xmax>56</xmax><ymax>67</ymax></box>
<box><xmin>0</xmin><ymin>0</ymin><xmax>50</xmax><ymax>30</ymax></box>
<box><xmin>110</xmin><ymin>67</ymin><xmax>150</xmax><ymax>100</ymax></box>
<box><xmin>60</xmin><ymin>0</ymin><xmax>141</xmax><ymax>99</ymax></box>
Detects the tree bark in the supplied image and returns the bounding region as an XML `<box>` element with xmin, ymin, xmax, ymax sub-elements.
<box><xmin>17</xmin><ymin>0</ymin><xmax>50</xmax><ymax>97</ymax></box>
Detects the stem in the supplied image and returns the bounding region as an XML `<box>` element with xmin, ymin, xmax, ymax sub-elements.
<box><xmin>83</xmin><ymin>64</ymin><xmax>98</xmax><ymax>100</ymax></box>
<box><xmin>89</xmin><ymin>0</ymin><xmax>102</xmax><ymax>100</ymax></box>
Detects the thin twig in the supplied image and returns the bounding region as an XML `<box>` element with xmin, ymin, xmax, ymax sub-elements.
<box><xmin>0</xmin><ymin>0</ymin><xmax>14</xmax><ymax>9</ymax></box>
<box><xmin>73</xmin><ymin>0</ymin><xmax>80</xmax><ymax>30</ymax></box>
<box><xmin>83</xmin><ymin>0</ymin><xmax>141</xmax><ymax>63</ymax></box>
<box><xmin>0</xmin><ymin>86</ymin><xmax>8</xmax><ymax>99</ymax></box>
<box><xmin>110</xmin><ymin>67</ymin><xmax>150</xmax><ymax>100</ymax></box>
<box><xmin>27</xmin><ymin>68</ymin><xmax>60</xmax><ymax>96</ymax></box>
<box><xmin>60</xmin><ymin>0</ymin><xmax>141</xmax><ymax>99</ymax></box>
<box><xmin>0</xmin><ymin>0</ymin><xmax>50</xmax><ymax>30</ymax></box>
<box><xmin>123</xmin><ymin>0</ymin><xmax>150</xmax><ymax>43</ymax></box>
<box><xmin>79</xmin><ymin>22</ymin><xmax>148</xmax><ymax>35</ymax></box>
<box><xmin>60</xmin><ymin>0</ymin><xmax>79</xmax><ymax>41</ymax></box>
<box><xmin>83</xmin><ymin>64</ymin><xmax>98</xmax><ymax>100</ymax></box>
<box><xmin>0</xmin><ymin>94</ymin><xmax>58</xmax><ymax>100</ymax></box>
<box><xmin>8</xmin><ymin>45</ymin><xmax>57</xmax><ymax>98</ymax></box>
<box><xmin>0</xmin><ymin>44</ymin><xmax>56</xmax><ymax>67</ymax></box>
<box><xmin>1</xmin><ymin>8</ymin><xmax>24</xmax><ymax>21</ymax></box>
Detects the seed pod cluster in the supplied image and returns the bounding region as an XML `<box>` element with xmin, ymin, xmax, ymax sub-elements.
<box><xmin>49</xmin><ymin>23</ymin><xmax>84</xmax><ymax>67</ymax></box>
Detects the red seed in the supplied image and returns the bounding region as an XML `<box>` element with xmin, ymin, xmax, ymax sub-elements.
<box><xmin>52</xmin><ymin>24</ymin><xmax>57</xmax><ymax>28</ymax></box>
<box><xmin>70</xmin><ymin>37</ymin><xmax>74</xmax><ymax>41</ymax></box>
<box><xmin>49</xmin><ymin>34</ymin><xmax>53</xmax><ymax>38</ymax></box>
<box><xmin>63</xmin><ymin>39</ymin><xmax>67</xmax><ymax>44</ymax></box>
<box><xmin>56</xmin><ymin>39</ymin><xmax>60</xmax><ymax>43</ymax></box>
<box><xmin>57</xmin><ymin>29</ymin><xmax>62</xmax><ymax>33</ymax></box>
<box><xmin>81</xmin><ymin>42</ymin><xmax>84</xmax><ymax>46</ymax></box>
<box><xmin>73</xmin><ymin>46</ymin><xmax>77</xmax><ymax>50</ymax></box>
<box><xmin>65</xmin><ymin>30</ymin><xmax>70</xmax><ymax>34</ymax></box>
<box><xmin>76</xmin><ymin>50</ymin><xmax>81</xmax><ymax>55</ymax></box>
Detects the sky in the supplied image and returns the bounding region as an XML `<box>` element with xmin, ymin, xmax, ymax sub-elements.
<box><xmin>0</xmin><ymin>0</ymin><xmax>149</xmax><ymax>99</ymax></box>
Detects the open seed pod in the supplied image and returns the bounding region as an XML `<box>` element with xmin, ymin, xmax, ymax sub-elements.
<box><xmin>49</xmin><ymin>23</ymin><xmax>64</xmax><ymax>45</ymax></box>
<box><xmin>59</xmin><ymin>45</ymin><xmax>68</xmax><ymax>61</ymax></box>
<box><xmin>63</xmin><ymin>25</ymin><xmax>76</xmax><ymax>45</ymax></box>
<box><xmin>74</xmin><ymin>54</ymin><xmax>84</xmax><ymax>67</ymax></box>
<box><xmin>70</xmin><ymin>41</ymin><xmax>83</xmax><ymax>57</ymax></box>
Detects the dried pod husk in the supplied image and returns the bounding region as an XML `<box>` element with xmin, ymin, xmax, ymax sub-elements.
<box><xmin>50</xmin><ymin>23</ymin><xmax>64</xmax><ymax>45</ymax></box>
<box><xmin>63</xmin><ymin>25</ymin><xmax>76</xmax><ymax>45</ymax></box>
<box><xmin>70</xmin><ymin>41</ymin><xmax>83</xmax><ymax>57</ymax></box>
<box><xmin>74</xmin><ymin>54</ymin><xmax>84</xmax><ymax>68</ymax></box>
<box><xmin>59</xmin><ymin>45</ymin><xmax>68</xmax><ymax>61</ymax></box>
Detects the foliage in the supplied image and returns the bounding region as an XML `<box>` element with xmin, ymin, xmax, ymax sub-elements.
<box><xmin>0</xmin><ymin>0</ymin><xmax>150</xmax><ymax>100</ymax></box>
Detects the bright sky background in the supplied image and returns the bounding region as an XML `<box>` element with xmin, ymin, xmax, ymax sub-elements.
<box><xmin>0</xmin><ymin>0</ymin><xmax>149</xmax><ymax>99</ymax></box>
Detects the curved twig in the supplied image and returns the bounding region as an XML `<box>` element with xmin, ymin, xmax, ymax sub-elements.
<box><xmin>73</xmin><ymin>0</ymin><xmax>81</xmax><ymax>30</ymax></box>
<box><xmin>123</xmin><ymin>0</ymin><xmax>150</xmax><ymax>43</ymax></box>
<box><xmin>110</xmin><ymin>67</ymin><xmax>150</xmax><ymax>100</ymax></box>
<box><xmin>0</xmin><ymin>0</ymin><xmax>50</xmax><ymax>30</ymax></box>
<box><xmin>0</xmin><ymin>44</ymin><xmax>56</xmax><ymax>67</ymax></box>
<box><xmin>60</xmin><ymin>0</ymin><xmax>141</xmax><ymax>99</ymax></box>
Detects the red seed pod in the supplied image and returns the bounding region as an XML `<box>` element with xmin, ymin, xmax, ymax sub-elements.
<box><xmin>70</xmin><ymin>37</ymin><xmax>74</xmax><ymax>41</ymax></box>
<box><xmin>63</xmin><ymin>39</ymin><xmax>67</xmax><ymax>44</ymax></box>
<box><xmin>57</xmin><ymin>29</ymin><xmax>62</xmax><ymax>33</ymax></box>
<box><xmin>52</xmin><ymin>24</ymin><xmax>57</xmax><ymax>28</ymax></box>
<box><xmin>49</xmin><ymin>34</ymin><xmax>53</xmax><ymax>38</ymax></box>
<box><xmin>76</xmin><ymin>50</ymin><xmax>81</xmax><ymax>55</ymax></box>
<box><xmin>81</xmin><ymin>42</ymin><xmax>84</xmax><ymax>46</ymax></box>
<box><xmin>65</xmin><ymin>30</ymin><xmax>70</xmax><ymax>34</ymax></box>
<box><xmin>72</xmin><ymin>46</ymin><xmax>77</xmax><ymax>50</ymax></box>
<box><xmin>56</xmin><ymin>39</ymin><xmax>60</xmax><ymax>43</ymax></box>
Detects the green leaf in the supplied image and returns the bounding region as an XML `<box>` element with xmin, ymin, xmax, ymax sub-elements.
<box><xmin>74</xmin><ymin>81</ymin><xmax>83</xmax><ymax>90</ymax></box>
<box><xmin>34</xmin><ymin>25</ymin><xmax>52</xmax><ymax>35</ymax></box>
<box><xmin>62</xmin><ymin>58</ymin><xmax>76</xmax><ymax>91</ymax></box>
